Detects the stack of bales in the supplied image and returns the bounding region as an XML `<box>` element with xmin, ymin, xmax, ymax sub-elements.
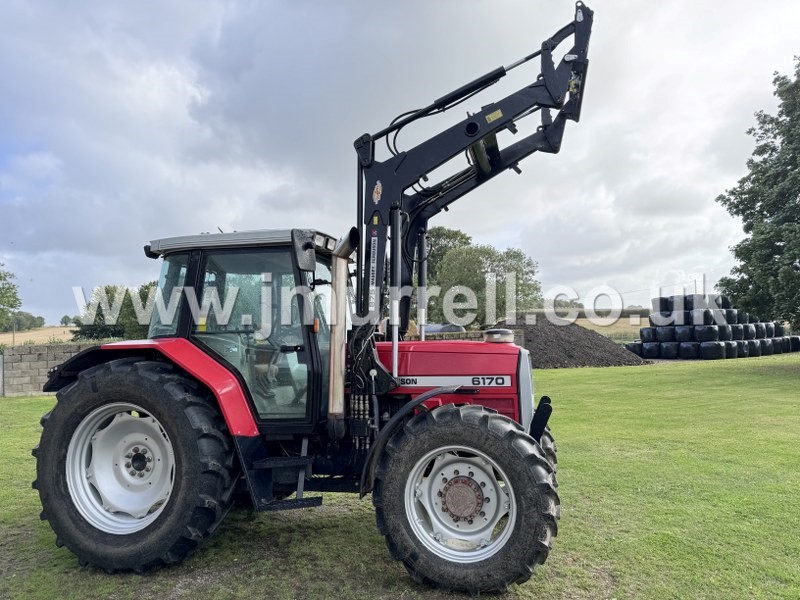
<box><xmin>625</xmin><ymin>294</ymin><xmax>800</xmax><ymax>360</ymax></box>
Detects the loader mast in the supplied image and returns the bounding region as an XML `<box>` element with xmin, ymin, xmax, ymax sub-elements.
<box><xmin>349</xmin><ymin>2</ymin><xmax>593</xmax><ymax>394</ymax></box>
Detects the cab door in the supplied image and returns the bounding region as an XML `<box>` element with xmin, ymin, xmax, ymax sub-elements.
<box><xmin>190</xmin><ymin>248</ymin><xmax>313</xmax><ymax>423</ymax></box>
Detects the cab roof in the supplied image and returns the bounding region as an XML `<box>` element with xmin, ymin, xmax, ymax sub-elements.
<box><xmin>144</xmin><ymin>228</ymin><xmax>336</xmax><ymax>258</ymax></box>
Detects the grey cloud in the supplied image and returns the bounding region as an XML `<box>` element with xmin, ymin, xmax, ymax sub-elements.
<box><xmin>1</xmin><ymin>0</ymin><xmax>800</xmax><ymax>324</ymax></box>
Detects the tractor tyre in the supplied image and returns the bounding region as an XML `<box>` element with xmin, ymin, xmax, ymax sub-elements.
<box><xmin>33</xmin><ymin>358</ymin><xmax>237</xmax><ymax>572</ymax></box>
<box><xmin>373</xmin><ymin>404</ymin><xmax>558</xmax><ymax>594</ymax></box>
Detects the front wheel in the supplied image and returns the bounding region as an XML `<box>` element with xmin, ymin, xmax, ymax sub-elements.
<box><xmin>373</xmin><ymin>404</ymin><xmax>559</xmax><ymax>594</ymax></box>
<box><xmin>33</xmin><ymin>359</ymin><xmax>237</xmax><ymax>571</ymax></box>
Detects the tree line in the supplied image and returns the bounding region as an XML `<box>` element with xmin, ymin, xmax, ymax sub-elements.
<box><xmin>0</xmin><ymin>264</ymin><xmax>46</xmax><ymax>333</ymax></box>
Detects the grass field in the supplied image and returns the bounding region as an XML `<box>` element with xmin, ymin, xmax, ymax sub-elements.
<box><xmin>575</xmin><ymin>316</ymin><xmax>643</xmax><ymax>343</ymax></box>
<box><xmin>0</xmin><ymin>327</ymin><xmax>76</xmax><ymax>347</ymax></box>
<box><xmin>1</xmin><ymin>355</ymin><xmax>798</xmax><ymax>599</ymax></box>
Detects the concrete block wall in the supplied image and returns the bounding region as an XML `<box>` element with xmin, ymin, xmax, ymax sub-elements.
<box><xmin>1</xmin><ymin>344</ymin><xmax>95</xmax><ymax>397</ymax></box>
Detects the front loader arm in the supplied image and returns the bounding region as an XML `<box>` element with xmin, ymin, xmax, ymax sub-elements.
<box><xmin>349</xmin><ymin>2</ymin><xmax>593</xmax><ymax>394</ymax></box>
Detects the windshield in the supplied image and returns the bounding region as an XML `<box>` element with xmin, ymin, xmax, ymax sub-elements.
<box><xmin>148</xmin><ymin>253</ymin><xmax>188</xmax><ymax>338</ymax></box>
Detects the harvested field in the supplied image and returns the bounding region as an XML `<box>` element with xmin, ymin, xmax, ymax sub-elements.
<box><xmin>500</xmin><ymin>316</ymin><xmax>646</xmax><ymax>369</ymax></box>
<box><xmin>0</xmin><ymin>327</ymin><xmax>75</xmax><ymax>347</ymax></box>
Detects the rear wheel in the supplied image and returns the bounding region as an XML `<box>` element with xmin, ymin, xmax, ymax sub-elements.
<box><xmin>373</xmin><ymin>404</ymin><xmax>559</xmax><ymax>594</ymax></box>
<box><xmin>33</xmin><ymin>359</ymin><xmax>237</xmax><ymax>571</ymax></box>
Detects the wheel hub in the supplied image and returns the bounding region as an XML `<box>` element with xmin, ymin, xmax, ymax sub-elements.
<box><xmin>66</xmin><ymin>403</ymin><xmax>175</xmax><ymax>534</ymax></box>
<box><xmin>441</xmin><ymin>476</ymin><xmax>483</xmax><ymax>521</ymax></box>
<box><xmin>405</xmin><ymin>447</ymin><xmax>515</xmax><ymax>563</ymax></box>
<box><xmin>130</xmin><ymin>452</ymin><xmax>147</xmax><ymax>472</ymax></box>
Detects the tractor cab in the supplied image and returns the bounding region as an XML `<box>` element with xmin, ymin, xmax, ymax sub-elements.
<box><xmin>144</xmin><ymin>229</ymin><xmax>339</xmax><ymax>430</ymax></box>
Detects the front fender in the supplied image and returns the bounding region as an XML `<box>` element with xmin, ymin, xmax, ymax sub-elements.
<box><xmin>359</xmin><ymin>385</ymin><xmax>459</xmax><ymax>497</ymax></box>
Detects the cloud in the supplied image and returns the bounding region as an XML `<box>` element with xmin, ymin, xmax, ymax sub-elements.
<box><xmin>1</xmin><ymin>0</ymin><xmax>799</xmax><ymax>323</ymax></box>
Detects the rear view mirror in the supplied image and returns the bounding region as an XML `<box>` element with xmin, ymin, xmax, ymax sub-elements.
<box><xmin>291</xmin><ymin>229</ymin><xmax>317</xmax><ymax>272</ymax></box>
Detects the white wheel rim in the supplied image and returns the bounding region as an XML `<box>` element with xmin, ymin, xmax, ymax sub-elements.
<box><xmin>66</xmin><ymin>402</ymin><xmax>175</xmax><ymax>535</ymax></box>
<box><xmin>404</xmin><ymin>445</ymin><xmax>516</xmax><ymax>563</ymax></box>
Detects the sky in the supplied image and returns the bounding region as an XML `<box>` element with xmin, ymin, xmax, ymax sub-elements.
<box><xmin>1</xmin><ymin>0</ymin><xmax>800</xmax><ymax>324</ymax></box>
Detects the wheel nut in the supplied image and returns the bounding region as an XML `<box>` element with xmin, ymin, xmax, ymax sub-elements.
<box><xmin>485</xmin><ymin>498</ymin><xmax>490</xmax><ymax>503</ymax></box>
<box><xmin>442</xmin><ymin>477</ymin><xmax>447</xmax><ymax>484</ymax></box>
<box><xmin>437</xmin><ymin>491</ymin><xmax>443</xmax><ymax>497</ymax></box>
<box><xmin>133</xmin><ymin>447</ymin><xmax>140</xmax><ymax>453</ymax></box>
<box><xmin>469</xmin><ymin>471</ymin><xmax>474</xmax><ymax>477</ymax></box>
<box><xmin>145</xmin><ymin>467</ymin><xmax>151</xmax><ymax>472</ymax></box>
<box><xmin>125</xmin><ymin>462</ymin><xmax>131</xmax><ymax>468</ymax></box>
<box><xmin>454</xmin><ymin>469</ymin><xmax>459</xmax><ymax>476</ymax></box>
<box><xmin>480</xmin><ymin>482</ymin><xmax>486</xmax><ymax>488</ymax></box>
<box><xmin>141</xmin><ymin>449</ymin><xmax>147</xmax><ymax>455</ymax></box>
<box><xmin>467</xmin><ymin>519</ymin><xmax>473</xmax><ymax>525</ymax></box>
<box><xmin>137</xmin><ymin>472</ymin><xmax>145</xmax><ymax>478</ymax></box>
<box><xmin>146</xmin><ymin>456</ymin><xmax>153</xmax><ymax>463</ymax></box>
<box><xmin>129</xmin><ymin>470</ymin><xmax>136</xmax><ymax>476</ymax></box>
<box><xmin>125</xmin><ymin>453</ymin><xmax>133</xmax><ymax>459</ymax></box>
<box><xmin>480</xmin><ymin>511</ymin><xmax>485</xmax><ymax>517</ymax></box>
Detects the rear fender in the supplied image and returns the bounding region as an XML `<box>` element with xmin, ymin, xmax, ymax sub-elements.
<box><xmin>44</xmin><ymin>339</ymin><xmax>259</xmax><ymax>437</ymax></box>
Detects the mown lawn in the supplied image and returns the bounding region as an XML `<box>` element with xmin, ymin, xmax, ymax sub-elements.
<box><xmin>1</xmin><ymin>354</ymin><xmax>798</xmax><ymax>599</ymax></box>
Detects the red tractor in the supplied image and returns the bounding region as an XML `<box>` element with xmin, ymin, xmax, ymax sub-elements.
<box><xmin>33</xmin><ymin>4</ymin><xmax>592</xmax><ymax>594</ymax></box>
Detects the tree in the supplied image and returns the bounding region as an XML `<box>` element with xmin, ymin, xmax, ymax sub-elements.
<box><xmin>60</xmin><ymin>315</ymin><xmax>72</xmax><ymax>326</ymax></box>
<box><xmin>716</xmin><ymin>58</ymin><xmax>800</xmax><ymax>329</ymax></box>
<box><xmin>72</xmin><ymin>282</ymin><xmax>158</xmax><ymax>341</ymax></box>
<box><xmin>424</xmin><ymin>227</ymin><xmax>472</xmax><ymax>284</ymax></box>
<box><xmin>0</xmin><ymin>263</ymin><xmax>21</xmax><ymax>330</ymax></box>
<box><xmin>431</xmin><ymin>244</ymin><xmax>542</xmax><ymax>327</ymax></box>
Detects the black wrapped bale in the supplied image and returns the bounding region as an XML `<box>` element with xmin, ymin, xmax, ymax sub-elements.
<box><xmin>668</xmin><ymin>295</ymin><xmax>686</xmax><ymax>311</ymax></box>
<box><xmin>739</xmin><ymin>312</ymin><xmax>750</xmax><ymax>324</ymax></box>
<box><xmin>640</xmin><ymin>327</ymin><xmax>657</xmax><ymax>343</ymax></box>
<box><xmin>649</xmin><ymin>312</ymin><xmax>673</xmax><ymax>327</ymax></box>
<box><xmin>743</xmin><ymin>324</ymin><xmax>756</xmax><ymax>340</ymax></box>
<box><xmin>718</xmin><ymin>295</ymin><xmax>732</xmax><ymax>310</ymax></box>
<box><xmin>765</xmin><ymin>322</ymin><xmax>775</xmax><ymax>338</ymax></box>
<box><xmin>700</xmin><ymin>341</ymin><xmax>725</xmax><ymax>360</ymax></box>
<box><xmin>656</xmin><ymin>327</ymin><xmax>676</xmax><ymax>342</ymax></box>
<box><xmin>736</xmin><ymin>340</ymin><xmax>750</xmax><ymax>358</ymax></box>
<box><xmin>730</xmin><ymin>324</ymin><xmax>744</xmax><ymax>341</ymax></box>
<box><xmin>724</xmin><ymin>340</ymin><xmax>738</xmax><ymax>358</ymax></box>
<box><xmin>761</xmin><ymin>338</ymin><xmax>774</xmax><ymax>355</ymax></box>
<box><xmin>691</xmin><ymin>309</ymin><xmax>712</xmax><ymax>326</ymax></box>
<box><xmin>773</xmin><ymin>338</ymin><xmax>783</xmax><ymax>354</ymax></box>
<box><xmin>679</xmin><ymin>342</ymin><xmax>700</xmax><ymax>359</ymax></box>
<box><xmin>694</xmin><ymin>325</ymin><xmax>720</xmax><ymax>342</ymax></box>
<box><xmin>651</xmin><ymin>297</ymin><xmax>670</xmax><ymax>313</ymax></box>
<box><xmin>754</xmin><ymin>323</ymin><xmax>766</xmax><ymax>339</ymax></box>
<box><xmin>684</xmin><ymin>294</ymin><xmax>707</xmax><ymax>310</ymax></box>
<box><xmin>782</xmin><ymin>337</ymin><xmax>791</xmax><ymax>353</ymax></box>
<box><xmin>625</xmin><ymin>341</ymin><xmax>643</xmax><ymax>357</ymax></box>
<box><xmin>675</xmin><ymin>326</ymin><xmax>694</xmax><ymax>343</ymax></box>
<box><xmin>660</xmin><ymin>341</ymin><xmax>680</xmax><ymax>359</ymax></box>
<box><xmin>775</xmin><ymin>322</ymin><xmax>785</xmax><ymax>336</ymax></box>
<box><xmin>751</xmin><ymin>315</ymin><xmax>761</xmax><ymax>323</ymax></box>
<box><xmin>790</xmin><ymin>336</ymin><xmax>800</xmax><ymax>352</ymax></box>
<box><xmin>673</xmin><ymin>310</ymin><xmax>691</xmax><ymax>326</ymax></box>
<box><xmin>642</xmin><ymin>342</ymin><xmax>660</xmax><ymax>359</ymax></box>
<box><xmin>717</xmin><ymin>325</ymin><xmax>732</xmax><ymax>341</ymax></box>
<box><xmin>710</xmin><ymin>309</ymin><xmax>727</xmax><ymax>325</ymax></box>
<box><xmin>725</xmin><ymin>309</ymin><xmax>738</xmax><ymax>324</ymax></box>
<box><xmin>747</xmin><ymin>339</ymin><xmax>762</xmax><ymax>357</ymax></box>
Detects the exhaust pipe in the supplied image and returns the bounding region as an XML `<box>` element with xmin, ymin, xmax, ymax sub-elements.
<box><xmin>328</xmin><ymin>227</ymin><xmax>359</xmax><ymax>422</ymax></box>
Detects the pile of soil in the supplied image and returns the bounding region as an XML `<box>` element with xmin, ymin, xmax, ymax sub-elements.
<box><xmin>500</xmin><ymin>317</ymin><xmax>646</xmax><ymax>369</ymax></box>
